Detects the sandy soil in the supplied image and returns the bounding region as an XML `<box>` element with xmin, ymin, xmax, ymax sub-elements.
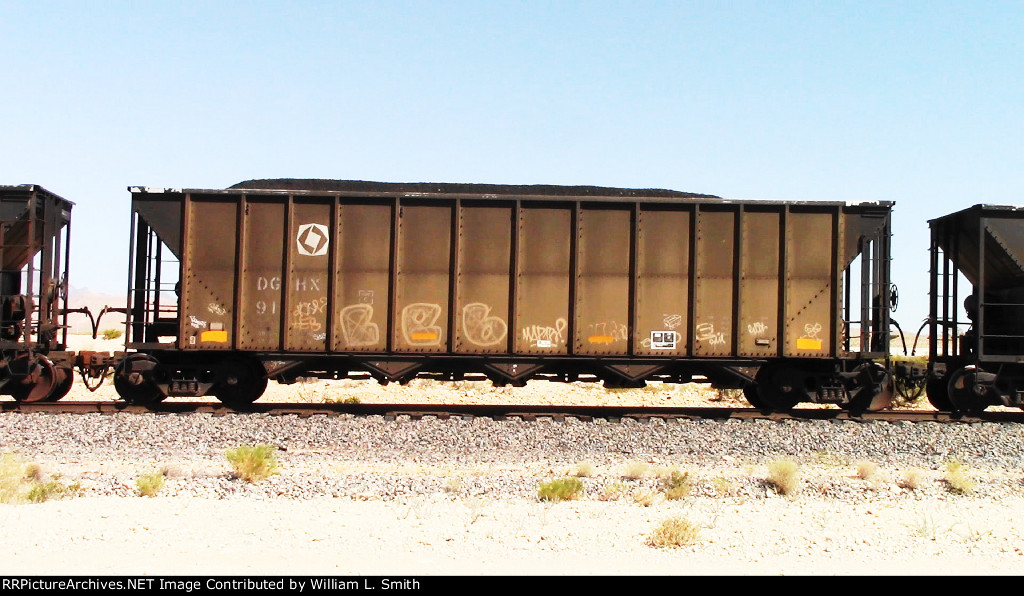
<box><xmin>3</xmin><ymin>494</ymin><xmax>1024</xmax><ymax>576</ymax></box>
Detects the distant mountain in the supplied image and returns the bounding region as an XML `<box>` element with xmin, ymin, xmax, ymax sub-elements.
<box><xmin>64</xmin><ymin>289</ymin><xmax>127</xmax><ymax>336</ymax></box>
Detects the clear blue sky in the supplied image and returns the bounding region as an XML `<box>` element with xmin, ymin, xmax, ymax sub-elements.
<box><xmin>3</xmin><ymin>1</ymin><xmax>1023</xmax><ymax>333</ymax></box>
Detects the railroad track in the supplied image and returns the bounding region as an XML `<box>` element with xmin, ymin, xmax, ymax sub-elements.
<box><xmin>3</xmin><ymin>400</ymin><xmax>1021</xmax><ymax>423</ymax></box>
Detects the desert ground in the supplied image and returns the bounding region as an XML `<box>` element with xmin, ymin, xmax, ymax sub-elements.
<box><xmin>1</xmin><ymin>335</ymin><xmax>1021</xmax><ymax>577</ymax></box>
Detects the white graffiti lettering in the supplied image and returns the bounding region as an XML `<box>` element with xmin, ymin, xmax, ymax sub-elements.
<box><xmin>291</xmin><ymin>298</ymin><xmax>328</xmax><ymax>332</ymax></box>
<box><xmin>521</xmin><ymin>318</ymin><xmax>568</xmax><ymax>348</ymax></box>
<box><xmin>339</xmin><ymin>304</ymin><xmax>380</xmax><ymax>347</ymax></box>
<box><xmin>402</xmin><ymin>303</ymin><xmax>443</xmax><ymax>346</ymax></box>
<box><xmin>695</xmin><ymin>322</ymin><xmax>727</xmax><ymax>346</ymax></box>
<box><xmin>586</xmin><ymin>320</ymin><xmax>628</xmax><ymax>344</ymax></box>
<box><xmin>294</xmin><ymin>297</ymin><xmax>327</xmax><ymax>317</ymax></box>
<box><xmin>461</xmin><ymin>303</ymin><xmax>507</xmax><ymax>347</ymax></box>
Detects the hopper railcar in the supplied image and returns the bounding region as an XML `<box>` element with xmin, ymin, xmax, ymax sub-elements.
<box><xmin>923</xmin><ymin>205</ymin><xmax>1024</xmax><ymax>414</ymax></box>
<box><xmin>0</xmin><ymin>185</ymin><xmax>77</xmax><ymax>402</ymax></box>
<box><xmin>112</xmin><ymin>180</ymin><xmax>895</xmax><ymax>413</ymax></box>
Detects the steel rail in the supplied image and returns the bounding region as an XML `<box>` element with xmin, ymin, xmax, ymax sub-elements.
<box><xmin>1</xmin><ymin>401</ymin><xmax>1019</xmax><ymax>423</ymax></box>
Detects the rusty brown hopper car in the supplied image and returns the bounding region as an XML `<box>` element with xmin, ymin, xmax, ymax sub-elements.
<box><xmin>116</xmin><ymin>180</ymin><xmax>894</xmax><ymax>412</ymax></box>
<box><xmin>926</xmin><ymin>204</ymin><xmax>1024</xmax><ymax>414</ymax></box>
<box><xmin>0</xmin><ymin>185</ymin><xmax>76</xmax><ymax>401</ymax></box>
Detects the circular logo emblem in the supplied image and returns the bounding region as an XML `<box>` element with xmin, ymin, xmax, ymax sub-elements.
<box><xmin>296</xmin><ymin>223</ymin><xmax>329</xmax><ymax>256</ymax></box>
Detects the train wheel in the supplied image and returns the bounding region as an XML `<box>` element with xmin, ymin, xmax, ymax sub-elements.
<box><xmin>842</xmin><ymin>363</ymin><xmax>894</xmax><ymax>415</ymax></box>
<box><xmin>9</xmin><ymin>355</ymin><xmax>58</xmax><ymax>402</ymax></box>
<box><xmin>214</xmin><ymin>359</ymin><xmax>268</xmax><ymax>408</ymax></box>
<box><xmin>947</xmin><ymin>367</ymin><xmax>994</xmax><ymax>416</ymax></box>
<box><xmin>113</xmin><ymin>355</ymin><xmax>166</xmax><ymax>406</ymax></box>
<box><xmin>43</xmin><ymin>366</ymin><xmax>74</xmax><ymax>402</ymax></box>
<box><xmin>754</xmin><ymin>364</ymin><xmax>802</xmax><ymax>412</ymax></box>
<box><xmin>925</xmin><ymin>375</ymin><xmax>953</xmax><ymax>411</ymax></box>
<box><xmin>742</xmin><ymin>383</ymin><xmax>768</xmax><ymax>410</ymax></box>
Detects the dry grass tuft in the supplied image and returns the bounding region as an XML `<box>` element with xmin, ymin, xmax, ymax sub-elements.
<box><xmin>136</xmin><ymin>471</ymin><xmax>166</xmax><ymax>497</ymax></box>
<box><xmin>575</xmin><ymin>462</ymin><xmax>596</xmax><ymax>478</ymax></box>
<box><xmin>622</xmin><ymin>461</ymin><xmax>650</xmax><ymax>480</ymax></box>
<box><xmin>899</xmin><ymin>468</ymin><xmax>926</xmax><ymax>490</ymax></box>
<box><xmin>226</xmin><ymin>445</ymin><xmax>280</xmax><ymax>483</ymax></box>
<box><xmin>537</xmin><ymin>477</ymin><xmax>584</xmax><ymax>502</ymax></box>
<box><xmin>856</xmin><ymin>460</ymin><xmax>880</xmax><ymax>480</ymax></box>
<box><xmin>632</xmin><ymin>488</ymin><xmax>661</xmax><ymax>507</ymax></box>
<box><xmin>767</xmin><ymin>458</ymin><xmax>800</xmax><ymax>496</ymax></box>
<box><xmin>712</xmin><ymin>476</ymin><xmax>739</xmax><ymax>497</ymax></box>
<box><xmin>647</xmin><ymin>516</ymin><xmax>701</xmax><ymax>548</ymax></box>
<box><xmin>599</xmin><ymin>481</ymin><xmax>630</xmax><ymax>501</ymax></box>
<box><xmin>944</xmin><ymin>460</ymin><xmax>976</xmax><ymax>495</ymax></box>
<box><xmin>0</xmin><ymin>453</ymin><xmax>79</xmax><ymax>504</ymax></box>
<box><xmin>660</xmin><ymin>469</ymin><xmax>693</xmax><ymax>500</ymax></box>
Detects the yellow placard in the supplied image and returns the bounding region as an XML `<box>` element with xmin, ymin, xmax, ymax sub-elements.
<box><xmin>201</xmin><ymin>330</ymin><xmax>229</xmax><ymax>343</ymax></box>
<box><xmin>796</xmin><ymin>337</ymin><xmax>822</xmax><ymax>351</ymax></box>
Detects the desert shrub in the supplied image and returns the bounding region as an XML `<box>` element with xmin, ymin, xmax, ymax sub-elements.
<box><xmin>599</xmin><ymin>481</ymin><xmax>630</xmax><ymax>501</ymax></box>
<box><xmin>136</xmin><ymin>471</ymin><xmax>166</xmax><ymax>497</ymax></box>
<box><xmin>226</xmin><ymin>444</ymin><xmax>280</xmax><ymax>483</ymax></box>
<box><xmin>812</xmin><ymin>451</ymin><xmax>847</xmax><ymax>467</ymax></box>
<box><xmin>660</xmin><ymin>469</ymin><xmax>693</xmax><ymax>500</ymax></box>
<box><xmin>537</xmin><ymin>477</ymin><xmax>584</xmax><ymax>502</ymax></box>
<box><xmin>22</xmin><ymin>462</ymin><xmax>43</xmax><ymax>482</ymax></box>
<box><xmin>160</xmin><ymin>465</ymin><xmax>184</xmax><ymax>478</ymax></box>
<box><xmin>647</xmin><ymin>516</ymin><xmax>700</xmax><ymax>548</ymax></box>
<box><xmin>909</xmin><ymin>514</ymin><xmax>940</xmax><ymax>540</ymax></box>
<box><xmin>767</xmin><ymin>458</ymin><xmax>800</xmax><ymax>496</ymax></box>
<box><xmin>0</xmin><ymin>453</ymin><xmax>79</xmax><ymax>504</ymax></box>
<box><xmin>101</xmin><ymin>328</ymin><xmax>123</xmax><ymax>340</ymax></box>
<box><xmin>0</xmin><ymin>454</ymin><xmax>27</xmax><ymax>503</ymax></box>
<box><xmin>711</xmin><ymin>476</ymin><xmax>739</xmax><ymax>497</ymax></box>
<box><xmin>443</xmin><ymin>476</ymin><xmax>464</xmax><ymax>494</ymax></box>
<box><xmin>26</xmin><ymin>477</ymin><xmax>80</xmax><ymax>503</ymax></box>
<box><xmin>944</xmin><ymin>460</ymin><xmax>976</xmax><ymax>495</ymax></box>
<box><xmin>900</xmin><ymin>468</ymin><xmax>926</xmax><ymax>490</ymax></box>
<box><xmin>856</xmin><ymin>460</ymin><xmax>880</xmax><ymax>480</ymax></box>
<box><xmin>575</xmin><ymin>462</ymin><xmax>596</xmax><ymax>477</ymax></box>
<box><xmin>633</xmin><ymin>488</ymin><xmax>661</xmax><ymax>507</ymax></box>
<box><xmin>622</xmin><ymin>461</ymin><xmax>649</xmax><ymax>480</ymax></box>
<box><xmin>710</xmin><ymin>388</ymin><xmax>745</xmax><ymax>404</ymax></box>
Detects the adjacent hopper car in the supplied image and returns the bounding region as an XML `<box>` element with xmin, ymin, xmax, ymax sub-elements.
<box><xmin>924</xmin><ymin>205</ymin><xmax>1024</xmax><ymax>414</ymax></box>
<box><xmin>3</xmin><ymin>179</ymin><xmax>1022</xmax><ymax>416</ymax></box>
<box><xmin>0</xmin><ymin>185</ymin><xmax>76</xmax><ymax>402</ymax></box>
